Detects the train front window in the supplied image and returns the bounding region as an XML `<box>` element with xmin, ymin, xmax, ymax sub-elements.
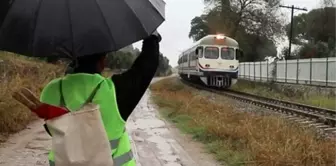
<box><xmin>221</xmin><ymin>47</ymin><xmax>234</xmax><ymax>60</ymax></box>
<box><xmin>204</xmin><ymin>47</ymin><xmax>219</xmax><ymax>59</ymax></box>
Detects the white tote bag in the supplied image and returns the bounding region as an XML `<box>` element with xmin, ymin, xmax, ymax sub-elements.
<box><xmin>45</xmin><ymin>80</ymin><xmax>114</xmax><ymax>166</ymax></box>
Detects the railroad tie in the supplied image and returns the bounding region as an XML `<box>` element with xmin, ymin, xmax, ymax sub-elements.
<box><xmin>299</xmin><ymin>121</ymin><xmax>313</xmax><ymax>125</ymax></box>
<box><xmin>315</xmin><ymin>125</ymin><xmax>329</xmax><ymax>129</ymax></box>
<box><xmin>323</xmin><ymin>128</ymin><xmax>336</xmax><ymax>131</ymax></box>
<box><xmin>180</xmin><ymin>78</ymin><xmax>336</xmax><ymax>139</ymax></box>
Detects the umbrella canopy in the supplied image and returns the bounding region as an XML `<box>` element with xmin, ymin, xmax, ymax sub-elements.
<box><xmin>0</xmin><ymin>0</ymin><xmax>165</xmax><ymax>58</ymax></box>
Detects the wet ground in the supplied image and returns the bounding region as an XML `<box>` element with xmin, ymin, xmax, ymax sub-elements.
<box><xmin>0</xmin><ymin>77</ymin><xmax>220</xmax><ymax>166</ymax></box>
<box><xmin>127</xmin><ymin>90</ymin><xmax>220</xmax><ymax>166</ymax></box>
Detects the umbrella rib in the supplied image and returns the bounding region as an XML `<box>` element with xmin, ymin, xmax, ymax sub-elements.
<box><xmin>0</xmin><ymin>0</ymin><xmax>18</xmax><ymax>31</ymax></box>
<box><xmin>31</xmin><ymin>0</ymin><xmax>44</xmax><ymax>56</ymax></box>
<box><xmin>93</xmin><ymin>0</ymin><xmax>116</xmax><ymax>50</ymax></box>
<box><xmin>66</xmin><ymin>0</ymin><xmax>75</xmax><ymax>57</ymax></box>
<box><xmin>123</xmin><ymin>0</ymin><xmax>148</xmax><ymax>35</ymax></box>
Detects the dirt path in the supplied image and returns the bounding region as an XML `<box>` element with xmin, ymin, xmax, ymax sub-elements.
<box><xmin>0</xmin><ymin>120</ymin><xmax>50</xmax><ymax>166</ymax></box>
<box><xmin>0</xmin><ymin>76</ymin><xmax>221</xmax><ymax>166</ymax></box>
<box><xmin>127</xmin><ymin>90</ymin><xmax>221</xmax><ymax>166</ymax></box>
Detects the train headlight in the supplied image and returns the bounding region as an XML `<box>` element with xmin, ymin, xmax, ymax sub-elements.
<box><xmin>215</xmin><ymin>34</ymin><xmax>225</xmax><ymax>40</ymax></box>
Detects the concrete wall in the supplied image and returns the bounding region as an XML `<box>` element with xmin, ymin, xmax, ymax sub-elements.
<box><xmin>239</xmin><ymin>57</ymin><xmax>336</xmax><ymax>87</ymax></box>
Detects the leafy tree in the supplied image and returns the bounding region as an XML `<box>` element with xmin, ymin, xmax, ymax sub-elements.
<box><xmin>284</xmin><ymin>7</ymin><xmax>336</xmax><ymax>58</ymax></box>
<box><xmin>39</xmin><ymin>43</ymin><xmax>173</xmax><ymax>76</ymax></box>
<box><xmin>320</xmin><ymin>0</ymin><xmax>335</xmax><ymax>7</ymax></box>
<box><xmin>106</xmin><ymin>48</ymin><xmax>172</xmax><ymax>76</ymax></box>
<box><xmin>106</xmin><ymin>51</ymin><xmax>137</xmax><ymax>70</ymax></box>
<box><xmin>284</xmin><ymin>13</ymin><xmax>308</xmax><ymax>44</ymax></box>
<box><xmin>285</xmin><ymin>7</ymin><xmax>335</xmax><ymax>44</ymax></box>
<box><xmin>189</xmin><ymin>15</ymin><xmax>210</xmax><ymax>41</ymax></box>
<box><xmin>199</xmin><ymin>0</ymin><xmax>283</xmax><ymax>39</ymax></box>
<box><xmin>189</xmin><ymin>0</ymin><xmax>282</xmax><ymax>62</ymax></box>
<box><xmin>155</xmin><ymin>53</ymin><xmax>172</xmax><ymax>76</ymax></box>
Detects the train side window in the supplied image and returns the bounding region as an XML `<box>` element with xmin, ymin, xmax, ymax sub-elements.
<box><xmin>195</xmin><ymin>47</ymin><xmax>203</xmax><ymax>58</ymax></box>
<box><xmin>204</xmin><ymin>47</ymin><xmax>219</xmax><ymax>59</ymax></box>
<box><xmin>183</xmin><ymin>54</ymin><xmax>187</xmax><ymax>63</ymax></box>
<box><xmin>198</xmin><ymin>49</ymin><xmax>203</xmax><ymax>58</ymax></box>
<box><xmin>190</xmin><ymin>51</ymin><xmax>194</xmax><ymax>60</ymax></box>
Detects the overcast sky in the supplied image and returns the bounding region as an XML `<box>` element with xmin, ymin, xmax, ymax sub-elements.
<box><xmin>134</xmin><ymin>0</ymin><xmax>323</xmax><ymax>67</ymax></box>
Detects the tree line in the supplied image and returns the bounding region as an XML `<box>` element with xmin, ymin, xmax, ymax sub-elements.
<box><xmin>189</xmin><ymin>0</ymin><xmax>335</xmax><ymax>62</ymax></box>
<box><xmin>189</xmin><ymin>0</ymin><xmax>283</xmax><ymax>62</ymax></box>
<box><xmin>283</xmin><ymin>5</ymin><xmax>335</xmax><ymax>59</ymax></box>
<box><xmin>106</xmin><ymin>45</ymin><xmax>172</xmax><ymax>76</ymax></box>
<box><xmin>41</xmin><ymin>44</ymin><xmax>172</xmax><ymax>76</ymax></box>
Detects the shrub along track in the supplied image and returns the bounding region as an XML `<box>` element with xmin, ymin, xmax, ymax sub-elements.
<box><xmin>180</xmin><ymin>78</ymin><xmax>336</xmax><ymax>138</ymax></box>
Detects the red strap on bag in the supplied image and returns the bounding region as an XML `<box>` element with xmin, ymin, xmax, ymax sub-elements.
<box><xmin>33</xmin><ymin>104</ymin><xmax>69</xmax><ymax>120</ymax></box>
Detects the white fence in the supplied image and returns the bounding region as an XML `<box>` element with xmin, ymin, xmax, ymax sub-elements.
<box><xmin>238</xmin><ymin>57</ymin><xmax>336</xmax><ymax>87</ymax></box>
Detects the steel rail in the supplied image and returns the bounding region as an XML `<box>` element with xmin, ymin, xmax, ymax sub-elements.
<box><xmin>180</xmin><ymin>78</ymin><xmax>336</xmax><ymax>137</ymax></box>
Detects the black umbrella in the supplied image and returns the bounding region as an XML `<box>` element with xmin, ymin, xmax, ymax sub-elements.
<box><xmin>0</xmin><ymin>0</ymin><xmax>165</xmax><ymax>58</ymax></box>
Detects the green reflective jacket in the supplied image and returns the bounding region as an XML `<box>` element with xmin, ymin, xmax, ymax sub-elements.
<box><xmin>40</xmin><ymin>73</ymin><xmax>136</xmax><ymax>166</ymax></box>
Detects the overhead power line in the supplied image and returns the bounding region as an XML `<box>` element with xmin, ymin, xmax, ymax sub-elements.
<box><xmin>279</xmin><ymin>4</ymin><xmax>307</xmax><ymax>83</ymax></box>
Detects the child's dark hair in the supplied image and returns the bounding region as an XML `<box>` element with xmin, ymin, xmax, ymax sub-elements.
<box><xmin>70</xmin><ymin>52</ymin><xmax>107</xmax><ymax>74</ymax></box>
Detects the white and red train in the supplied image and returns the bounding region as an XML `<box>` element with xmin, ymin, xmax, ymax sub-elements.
<box><xmin>178</xmin><ymin>34</ymin><xmax>243</xmax><ymax>89</ymax></box>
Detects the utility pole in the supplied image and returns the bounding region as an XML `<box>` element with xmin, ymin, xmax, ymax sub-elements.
<box><xmin>279</xmin><ymin>5</ymin><xmax>307</xmax><ymax>83</ymax></box>
<box><xmin>280</xmin><ymin>5</ymin><xmax>307</xmax><ymax>59</ymax></box>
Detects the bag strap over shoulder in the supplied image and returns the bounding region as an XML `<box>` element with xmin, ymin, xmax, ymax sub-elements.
<box><xmin>59</xmin><ymin>79</ymin><xmax>66</xmax><ymax>107</ymax></box>
<box><xmin>83</xmin><ymin>80</ymin><xmax>104</xmax><ymax>105</ymax></box>
<box><xmin>59</xmin><ymin>78</ymin><xmax>104</xmax><ymax>110</ymax></box>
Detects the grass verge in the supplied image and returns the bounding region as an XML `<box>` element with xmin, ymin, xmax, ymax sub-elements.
<box><xmin>231</xmin><ymin>79</ymin><xmax>335</xmax><ymax>110</ymax></box>
<box><xmin>0</xmin><ymin>52</ymin><xmax>64</xmax><ymax>142</ymax></box>
<box><xmin>150</xmin><ymin>77</ymin><xmax>336</xmax><ymax>166</ymax></box>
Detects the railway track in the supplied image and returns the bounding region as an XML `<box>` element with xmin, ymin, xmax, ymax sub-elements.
<box><xmin>180</xmin><ymin>78</ymin><xmax>336</xmax><ymax>138</ymax></box>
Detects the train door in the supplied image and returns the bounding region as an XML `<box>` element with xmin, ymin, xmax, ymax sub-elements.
<box><xmin>188</xmin><ymin>52</ymin><xmax>191</xmax><ymax>69</ymax></box>
<box><xmin>189</xmin><ymin>50</ymin><xmax>197</xmax><ymax>69</ymax></box>
<box><xmin>195</xmin><ymin>46</ymin><xmax>203</xmax><ymax>72</ymax></box>
<box><xmin>235</xmin><ymin>48</ymin><xmax>244</xmax><ymax>62</ymax></box>
<box><xmin>183</xmin><ymin>53</ymin><xmax>188</xmax><ymax>72</ymax></box>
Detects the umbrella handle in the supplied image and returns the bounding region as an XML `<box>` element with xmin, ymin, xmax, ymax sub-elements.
<box><xmin>152</xmin><ymin>30</ymin><xmax>159</xmax><ymax>36</ymax></box>
<box><xmin>151</xmin><ymin>30</ymin><xmax>161</xmax><ymax>42</ymax></box>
